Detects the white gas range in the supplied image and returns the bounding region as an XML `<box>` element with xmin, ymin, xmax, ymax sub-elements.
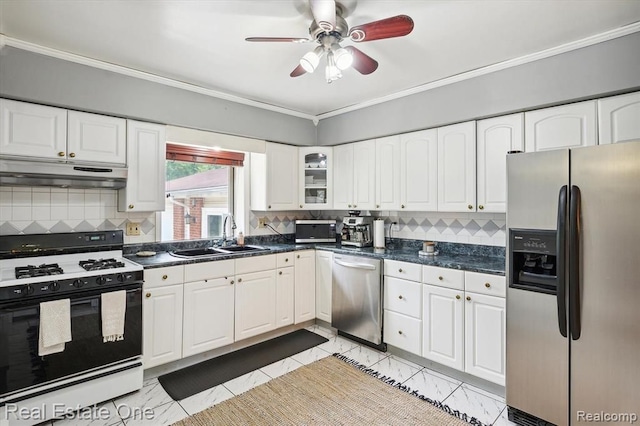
<box><xmin>0</xmin><ymin>230</ymin><xmax>144</xmax><ymax>426</ymax></box>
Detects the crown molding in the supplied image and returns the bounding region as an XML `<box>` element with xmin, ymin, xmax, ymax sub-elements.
<box><xmin>2</xmin><ymin>36</ymin><xmax>317</xmax><ymax>122</ymax></box>
<box><xmin>4</xmin><ymin>20</ymin><xmax>640</xmax><ymax>123</ymax></box>
<box><xmin>315</xmin><ymin>21</ymin><xmax>640</xmax><ymax>121</ymax></box>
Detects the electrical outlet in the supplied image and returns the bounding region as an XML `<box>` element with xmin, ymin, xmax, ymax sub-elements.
<box><xmin>258</xmin><ymin>217</ymin><xmax>268</xmax><ymax>228</ymax></box>
<box><xmin>126</xmin><ymin>222</ymin><xmax>141</xmax><ymax>236</ymax></box>
<box><xmin>391</xmin><ymin>222</ymin><xmax>400</xmax><ymax>232</ymax></box>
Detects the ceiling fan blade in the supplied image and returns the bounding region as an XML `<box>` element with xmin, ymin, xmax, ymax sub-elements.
<box><xmin>245</xmin><ymin>37</ymin><xmax>310</xmax><ymax>43</ymax></box>
<box><xmin>348</xmin><ymin>15</ymin><xmax>414</xmax><ymax>42</ymax></box>
<box><xmin>310</xmin><ymin>0</ymin><xmax>336</xmax><ymax>31</ymax></box>
<box><xmin>344</xmin><ymin>46</ymin><xmax>378</xmax><ymax>75</ymax></box>
<box><xmin>290</xmin><ymin>64</ymin><xmax>307</xmax><ymax>78</ymax></box>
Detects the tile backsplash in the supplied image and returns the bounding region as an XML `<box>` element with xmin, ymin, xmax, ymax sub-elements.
<box><xmin>0</xmin><ymin>186</ymin><xmax>156</xmax><ymax>243</ymax></box>
<box><xmin>249</xmin><ymin>210</ymin><xmax>506</xmax><ymax>246</ymax></box>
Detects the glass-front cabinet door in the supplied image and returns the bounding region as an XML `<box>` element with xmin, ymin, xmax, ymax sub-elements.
<box><xmin>298</xmin><ymin>147</ymin><xmax>333</xmax><ymax>209</ymax></box>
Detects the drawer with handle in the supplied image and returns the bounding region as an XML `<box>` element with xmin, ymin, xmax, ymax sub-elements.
<box><xmin>383</xmin><ymin>310</ymin><xmax>421</xmax><ymax>356</ymax></box>
<box><xmin>384</xmin><ymin>259</ymin><xmax>421</xmax><ymax>282</ymax></box>
<box><xmin>464</xmin><ymin>271</ymin><xmax>506</xmax><ymax>297</ymax></box>
<box><xmin>422</xmin><ymin>266</ymin><xmax>464</xmax><ymax>290</ymax></box>
<box><xmin>384</xmin><ymin>276</ymin><xmax>422</xmax><ymax>319</ymax></box>
<box><xmin>144</xmin><ymin>265</ymin><xmax>184</xmax><ymax>288</ymax></box>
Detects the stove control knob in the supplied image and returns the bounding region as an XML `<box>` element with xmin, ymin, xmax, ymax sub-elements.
<box><xmin>116</xmin><ymin>273</ymin><xmax>126</xmax><ymax>283</ymax></box>
<box><xmin>73</xmin><ymin>279</ymin><xmax>84</xmax><ymax>288</ymax></box>
<box><xmin>96</xmin><ymin>276</ymin><xmax>107</xmax><ymax>285</ymax></box>
<box><xmin>23</xmin><ymin>284</ymin><xmax>34</xmax><ymax>296</ymax></box>
<box><xmin>50</xmin><ymin>282</ymin><xmax>60</xmax><ymax>291</ymax></box>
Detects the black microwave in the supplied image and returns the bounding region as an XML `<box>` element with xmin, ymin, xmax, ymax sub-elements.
<box><xmin>295</xmin><ymin>220</ymin><xmax>337</xmax><ymax>243</ymax></box>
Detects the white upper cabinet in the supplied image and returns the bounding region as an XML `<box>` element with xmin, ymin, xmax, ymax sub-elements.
<box><xmin>399</xmin><ymin>129</ymin><xmax>438</xmax><ymax>211</ymax></box>
<box><xmin>333</xmin><ymin>141</ymin><xmax>375</xmax><ymax>210</ymax></box>
<box><xmin>299</xmin><ymin>147</ymin><xmax>332</xmax><ymax>209</ymax></box>
<box><xmin>118</xmin><ymin>120</ymin><xmax>166</xmax><ymax>212</ymax></box>
<box><xmin>524</xmin><ymin>100</ymin><xmax>597</xmax><ymax>152</ymax></box>
<box><xmin>598</xmin><ymin>91</ymin><xmax>640</xmax><ymax>145</ymax></box>
<box><xmin>476</xmin><ymin>114</ymin><xmax>524</xmax><ymax>213</ymax></box>
<box><xmin>67</xmin><ymin>111</ymin><xmax>126</xmax><ymax>165</ymax></box>
<box><xmin>437</xmin><ymin>121</ymin><xmax>476</xmax><ymax>212</ymax></box>
<box><xmin>353</xmin><ymin>141</ymin><xmax>376</xmax><ymax>210</ymax></box>
<box><xmin>251</xmin><ymin>142</ymin><xmax>298</xmax><ymax>211</ymax></box>
<box><xmin>376</xmin><ymin>135</ymin><xmax>401</xmax><ymax>210</ymax></box>
<box><xmin>0</xmin><ymin>99</ymin><xmax>67</xmax><ymax>160</ymax></box>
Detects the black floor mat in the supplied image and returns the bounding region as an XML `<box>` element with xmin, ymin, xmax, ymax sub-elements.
<box><xmin>158</xmin><ymin>329</ymin><xmax>329</xmax><ymax>401</ymax></box>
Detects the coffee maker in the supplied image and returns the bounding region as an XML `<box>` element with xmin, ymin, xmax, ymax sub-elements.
<box><xmin>341</xmin><ymin>212</ymin><xmax>373</xmax><ymax>247</ymax></box>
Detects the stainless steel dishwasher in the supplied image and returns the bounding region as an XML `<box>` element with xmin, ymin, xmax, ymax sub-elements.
<box><xmin>332</xmin><ymin>254</ymin><xmax>385</xmax><ymax>351</ymax></box>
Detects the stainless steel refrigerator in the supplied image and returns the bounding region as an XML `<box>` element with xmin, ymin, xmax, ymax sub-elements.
<box><xmin>506</xmin><ymin>141</ymin><xmax>640</xmax><ymax>426</ymax></box>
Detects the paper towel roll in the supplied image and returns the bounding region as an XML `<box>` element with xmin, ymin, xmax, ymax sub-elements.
<box><xmin>374</xmin><ymin>219</ymin><xmax>385</xmax><ymax>249</ymax></box>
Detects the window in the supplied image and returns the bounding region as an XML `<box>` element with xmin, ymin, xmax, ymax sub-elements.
<box><xmin>160</xmin><ymin>144</ymin><xmax>244</xmax><ymax>241</ymax></box>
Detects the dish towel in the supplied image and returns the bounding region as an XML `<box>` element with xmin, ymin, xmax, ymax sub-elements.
<box><xmin>102</xmin><ymin>290</ymin><xmax>126</xmax><ymax>343</ymax></box>
<box><xmin>38</xmin><ymin>299</ymin><xmax>72</xmax><ymax>356</ymax></box>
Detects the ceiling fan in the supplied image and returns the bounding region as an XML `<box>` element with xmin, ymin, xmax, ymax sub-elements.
<box><xmin>245</xmin><ymin>0</ymin><xmax>414</xmax><ymax>83</ymax></box>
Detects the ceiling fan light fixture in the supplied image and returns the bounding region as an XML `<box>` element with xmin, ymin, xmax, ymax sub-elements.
<box><xmin>325</xmin><ymin>51</ymin><xmax>342</xmax><ymax>83</ymax></box>
<box><xmin>333</xmin><ymin>46</ymin><xmax>353</xmax><ymax>70</ymax></box>
<box><xmin>300</xmin><ymin>46</ymin><xmax>324</xmax><ymax>73</ymax></box>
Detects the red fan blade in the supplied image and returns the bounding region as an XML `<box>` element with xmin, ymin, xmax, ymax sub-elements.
<box><xmin>290</xmin><ymin>64</ymin><xmax>307</xmax><ymax>78</ymax></box>
<box><xmin>310</xmin><ymin>0</ymin><xmax>336</xmax><ymax>31</ymax></box>
<box><xmin>344</xmin><ymin>46</ymin><xmax>378</xmax><ymax>75</ymax></box>
<box><xmin>246</xmin><ymin>37</ymin><xmax>310</xmax><ymax>43</ymax></box>
<box><xmin>348</xmin><ymin>15</ymin><xmax>414</xmax><ymax>42</ymax></box>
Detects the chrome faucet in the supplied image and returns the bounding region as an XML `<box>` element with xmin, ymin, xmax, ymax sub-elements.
<box><xmin>221</xmin><ymin>213</ymin><xmax>237</xmax><ymax>246</ymax></box>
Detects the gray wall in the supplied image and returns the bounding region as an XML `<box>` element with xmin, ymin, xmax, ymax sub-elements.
<box><xmin>0</xmin><ymin>47</ymin><xmax>317</xmax><ymax>146</ymax></box>
<box><xmin>317</xmin><ymin>31</ymin><xmax>640</xmax><ymax>145</ymax></box>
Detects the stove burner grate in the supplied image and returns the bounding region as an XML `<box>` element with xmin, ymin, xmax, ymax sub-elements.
<box><xmin>15</xmin><ymin>264</ymin><xmax>64</xmax><ymax>279</ymax></box>
<box><xmin>79</xmin><ymin>258</ymin><xmax>125</xmax><ymax>271</ymax></box>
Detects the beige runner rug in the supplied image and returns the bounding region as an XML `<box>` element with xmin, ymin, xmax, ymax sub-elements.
<box><xmin>173</xmin><ymin>354</ymin><xmax>486</xmax><ymax>426</ymax></box>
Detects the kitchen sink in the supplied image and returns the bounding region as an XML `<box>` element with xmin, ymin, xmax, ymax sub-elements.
<box><xmin>169</xmin><ymin>245</ymin><xmax>270</xmax><ymax>258</ymax></box>
<box><xmin>214</xmin><ymin>245</ymin><xmax>270</xmax><ymax>254</ymax></box>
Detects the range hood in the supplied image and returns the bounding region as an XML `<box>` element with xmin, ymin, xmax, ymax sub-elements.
<box><xmin>0</xmin><ymin>159</ymin><xmax>127</xmax><ymax>189</ymax></box>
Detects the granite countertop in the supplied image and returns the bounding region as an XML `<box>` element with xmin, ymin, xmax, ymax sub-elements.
<box><xmin>126</xmin><ymin>242</ymin><xmax>505</xmax><ymax>276</ymax></box>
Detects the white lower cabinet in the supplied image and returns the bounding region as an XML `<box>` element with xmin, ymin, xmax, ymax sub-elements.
<box><xmin>183</xmin><ymin>277</ymin><xmax>235</xmax><ymax>358</ymax></box>
<box><xmin>315</xmin><ymin>250</ymin><xmax>333</xmax><ymax>323</ymax></box>
<box><xmin>422</xmin><ymin>284</ymin><xmax>464</xmax><ymax>370</ymax></box>
<box><xmin>294</xmin><ymin>250</ymin><xmax>316</xmax><ymax>324</ymax></box>
<box><xmin>235</xmin><ymin>269</ymin><xmax>278</xmax><ymax>341</ymax></box>
<box><xmin>276</xmin><ymin>266</ymin><xmax>295</xmax><ymax>328</ymax></box>
<box><xmin>384</xmin><ymin>310</ymin><xmax>421</xmax><ymax>355</ymax></box>
<box><xmin>464</xmin><ymin>292</ymin><xmax>506</xmax><ymax>386</ymax></box>
<box><xmin>383</xmin><ymin>260</ymin><xmax>422</xmax><ymax>356</ymax></box>
<box><xmin>143</xmin><ymin>283</ymin><xmax>184</xmax><ymax>369</ymax></box>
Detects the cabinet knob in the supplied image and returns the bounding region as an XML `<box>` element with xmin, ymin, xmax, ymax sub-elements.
<box><xmin>129</xmin><ymin>204</ymin><xmax>134</xmax><ymax>209</ymax></box>
<box><xmin>348</xmin><ymin>204</ymin><xmax>352</xmax><ymax>208</ymax></box>
<box><xmin>238</xmin><ymin>278</ymin><xmax>243</xmax><ymax>283</ymax></box>
<box><xmin>285</xmin><ymin>258</ymin><xmax>289</xmax><ymax>262</ymax></box>
<box><xmin>466</xmin><ymin>296</ymin><xmax>471</xmax><ymax>301</ymax></box>
<box><xmin>401</xmin><ymin>204</ymin><xmax>405</xmax><ymax>209</ymax></box>
<box><xmin>268</xmin><ymin>205</ymin><xmax>271</xmax><ymax>209</ymax></box>
<box><xmin>479</xmin><ymin>205</ymin><xmax>484</xmax><ymax>210</ymax></box>
<box><xmin>398</xmin><ymin>295</ymin><xmax>403</xmax><ymax>300</ymax></box>
<box><xmin>300</xmin><ymin>205</ymin><xmax>303</xmax><ymax>208</ymax></box>
<box><xmin>279</xmin><ymin>271</ymin><xmax>283</xmax><ymax>275</ymax></box>
<box><xmin>485</xmin><ymin>282</ymin><xmax>491</xmax><ymax>288</ymax></box>
<box><xmin>398</xmin><ymin>330</ymin><xmax>403</xmax><ymax>335</ymax></box>
<box><xmin>468</xmin><ymin>205</ymin><xmax>473</xmax><ymax>210</ymax></box>
<box><xmin>376</xmin><ymin>205</ymin><xmax>380</xmax><ymax>208</ymax></box>
<box><xmin>438</xmin><ymin>276</ymin><xmax>443</xmax><ymax>281</ymax></box>
<box><xmin>162</xmin><ymin>274</ymin><xmax>168</xmax><ymax>280</ymax></box>
<box><xmin>58</xmin><ymin>151</ymin><xmax>65</xmax><ymax>157</ymax></box>
<box><xmin>353</xmin><ymin>205</ymin><xmax>357</xmax><ymax>208</ymax></box>
<box><xmin>456</xmin><ymin>295</ymin><xmax>461</xmax><ymax>300</ymax></box>
<box><xmin>230</xmin><ymin>280</ymin><xmax>235</xmax><ymax>285</ymax></box>
<box><xmin>297</xmin><ymin>255</ymin><xmax>300</xmax><ymax>259</ymax></box>
<box><xmin>69</xmin><ymin>152</ymin><xmax>76</xmax><ymax>158</ymax></box>
<box><xmin>145</xmin><ymin>292</ymin><xmax>151</xmax><ymax>298</ymax></box>
<box><xmin>398</xmin><ymin>268</ymin><xmax>403</xmax><ymax>273</ymax></box>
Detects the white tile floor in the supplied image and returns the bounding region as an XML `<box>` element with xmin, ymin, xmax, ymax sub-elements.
<box><xmin>44</xmin><ymin>325</ymin><xmax>518</xmax><ymax>426</ymax></box>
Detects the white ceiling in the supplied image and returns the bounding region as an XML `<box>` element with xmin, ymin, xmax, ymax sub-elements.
<box><xmin>1</xmin><ymin>1</ymin><xmax>640</xmax><ymax>118</ymax></box>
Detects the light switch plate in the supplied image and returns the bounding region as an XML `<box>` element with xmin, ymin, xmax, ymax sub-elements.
<box><xmin>126</xmin><ymin>222</ymin><xmax>141</xmax><ymax>236</ymax></box>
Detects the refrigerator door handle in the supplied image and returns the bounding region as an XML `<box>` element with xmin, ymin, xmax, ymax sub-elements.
<box><xmin>556</xmin><ymin>185</ymin><xmax>568</xmax><ymax>338</ymax></box>
<box><xmin>569</xmin><ymin>185</ymin><xmax>582</xmax><ymax>340</ymax></box>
